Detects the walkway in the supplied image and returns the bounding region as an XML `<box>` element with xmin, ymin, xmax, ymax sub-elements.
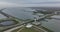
<box><xmin>4</xmin><ymin>25</ymin><xmax>24</xmax><ymax>32</ymax></box>
<box><xmin>33</xmin><ymin>25</ymin><xmax>47</xmax><ymax>32</ymax></box>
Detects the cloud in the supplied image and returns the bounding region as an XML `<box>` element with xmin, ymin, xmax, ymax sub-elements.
<box><xmin>0</xmin><ymin>2</ymin><xmax>20</xmax><ymax>8</ymax></box>
<box><xmin>1</xmin><ymin>0</ymin><xmax>60</xmax><ymax>4</ymax></box>
<box><xmin>0</xmin><ymin>2</ymin><xmax>60</xmax><ymax>7</ymax></box>
<box><xmin>17</xmin><ymin>4</ymin><xmax>60</xmax><ymax>7</ymax></box>
<box><xmin>0</xmin><ymin>0</ymin><xmax>60</xmax><ymax>7</ymax></box>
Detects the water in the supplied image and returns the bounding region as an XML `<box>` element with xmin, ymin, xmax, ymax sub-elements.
<box><xmin>2</xmin><ymin>7</ymin><xmax>60</xmax><ymax>32</ymax></box>
<box><xmin>42</xmin><ymin>19</ymin><xmax>60</xmax><ymax>32</ymax></box>
<box><xmin>3</xmin><ymin>7</ymin><xmax>37</xmax><ymax>20</ymax></box>
<box><xmin>42</xmin><ymin>15</ymin><xmax>60</xmax><ymax>32</ymax></box>
<box><xmin>0</xmin><ymin>21</ymin><xmax>15</xmax><ymax>26</ymax></box>
<box><xmin>0</xmin><ymin>14</ymin><xmax>6</xmax><ymax>19</ymax></box>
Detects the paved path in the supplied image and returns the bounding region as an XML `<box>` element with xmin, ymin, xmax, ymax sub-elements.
<box><xmin>17</xmin><ymin>27</ymin><xmax>24</xmax><ymax>32</ymax></box>
<box><xmin>33</xmin><ymin>25</ymin><xmax>47</xmax><ymax>32</ymax></box>
<box><xmin>4</xmin><ymin>25</ymin><xmax>24</xmax><ymax>32</ymax></box>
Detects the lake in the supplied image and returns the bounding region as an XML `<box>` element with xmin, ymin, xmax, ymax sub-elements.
<box><xmin>2</xmin><ymin>7</ymin><xmax>37</xmax><ymax>20</ymax></box>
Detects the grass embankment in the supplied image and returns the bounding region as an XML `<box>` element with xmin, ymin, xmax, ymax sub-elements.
<box><xmin>12</xmin><ymin>27</ymin><xmax>39</xmax><ymax>32</ymax></box>
<box><xmin>19</xmin><ymin>27</ymin><xmax>39</xmax><ymax>32</ymax></box>
<box><xmin>0</xmin><ymin>18</ymin><xmax>19</xmax><ymax>24</ymax></box>
<box><xmin>0</xmin><ymin>30</ymin><xmax>3</xmax><ymax>32</ymax></box>
<box><xmin>0</xmin><ymin>18</ymin><xmax>8</xmax><ymax>22</ymax></box>
<box><xmin>11</xmin><ymin>27</ymin><xmax>23</xmax><ymax>32</ymax></box>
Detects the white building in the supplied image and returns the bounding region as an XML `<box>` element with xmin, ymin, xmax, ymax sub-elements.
<box><xmin>26</xmin><ymin>23</ymin><xmax>33</xmax><ymax>28</ymax></box>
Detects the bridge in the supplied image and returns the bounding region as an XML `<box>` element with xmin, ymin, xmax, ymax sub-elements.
<box><xmin>36</xmin><ymin>14</ymin><xmax>53</xmax><ymax>21</ymax></box>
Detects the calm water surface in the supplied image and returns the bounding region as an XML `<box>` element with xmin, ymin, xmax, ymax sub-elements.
<box><xmin>3</xmin><ymin>7</ymin><xmax>37</xmax><ymax>20</ymax></box>
<box><xmin>0</xmin><ymin>21</ymin><xmax>15</xmax><ymax>26</ymax></box>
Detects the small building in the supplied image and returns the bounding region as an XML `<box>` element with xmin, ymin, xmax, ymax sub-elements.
<box><xmin>26</xmin><ymin>23</ymin><xmax>33</xmax><ymax>28</ymax></box>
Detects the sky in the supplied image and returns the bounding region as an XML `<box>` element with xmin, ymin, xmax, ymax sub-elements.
<box><xmin>0</xmin><ymin>0</ymin><xmax>60</xmax><ymax>7</ymax></box>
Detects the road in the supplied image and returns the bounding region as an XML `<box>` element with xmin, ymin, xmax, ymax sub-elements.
<box><xmin>4</xmin><ymin>25</ymin><xmax>24</xmax><ymax>32</ymax></box>
<box><xmin>33</xmin><ymin>25</ymin><xmax>47</xmax><ymax>32</ymax></box>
